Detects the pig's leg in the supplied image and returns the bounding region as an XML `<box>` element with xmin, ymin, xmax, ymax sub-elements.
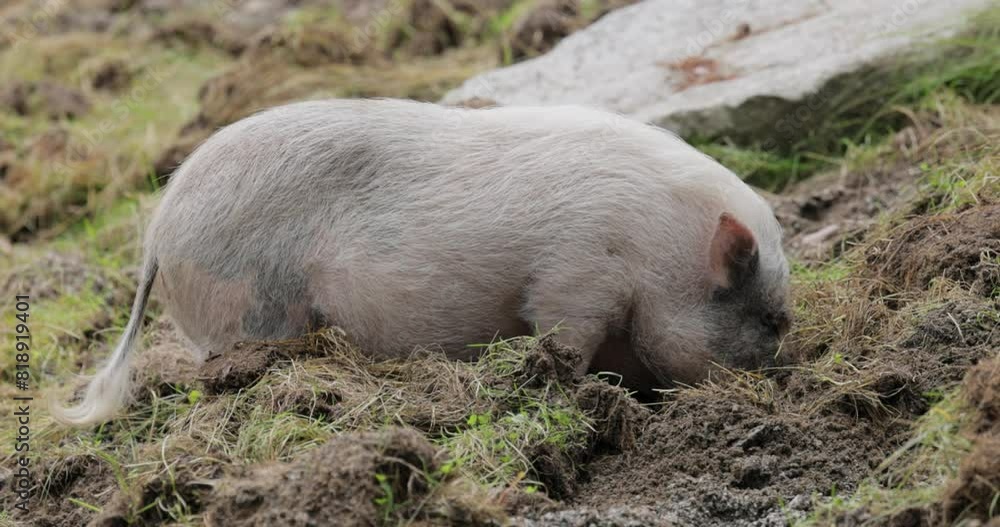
<box><xmin>521</xmin><ymin>265</ymin><xmax>631</xmax><ymax>375</ymax></box>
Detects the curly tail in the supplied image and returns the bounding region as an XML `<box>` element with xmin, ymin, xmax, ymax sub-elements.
<box><xmin>51</xmin><ymin>258</ymin><xmax>159</xmax><ymax>426</ymax></box>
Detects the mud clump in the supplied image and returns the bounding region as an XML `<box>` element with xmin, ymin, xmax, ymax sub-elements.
<box><xmin>491</xmin><ymin>336</ymin><xmax>649</xmax><ymax>498</ymax></box>
<box><xmin>0</xmin><ymin>82</ymin><xmax>33</xmax><ymax>116</ymax></box>
<box><xmin>942</xmin><ymin>356</ymin><xmax>1000</xmax><ymax>524</ymax></box>
<box><xmin>519</xmin><ymin>336</ymin><xmax>583</xmax><ymax>386</ymax></box>
<box><xmin>573</xmin><ymin>381</ymin><xmax>648</xmax><ymax>452</ymax></box>
<box><xmin>388</xmin><ymin>0</ymin><xmax>514</xmax><ymax>56</ymax></box>
<box><xmin>90</xmin><ymin>59</ymin><xmax>132</xmax><ymax>91</ymax></box>
<box><xmin>942</xmin><ymin>436</ymin><xmax>1000</xmax><ymax>524</ymax></box>
<box><xmin>890</xmin><ymin>356</ymin><xmax>1000</xmax><ymax>526</ymax></box>
<box><xmin>963</xmin><ymin>356</ymin><xmax>1000</xmax><ymax>435</ymax></box>
<box><xmin>206</xmin><ymin>427</ymin><xmax>489</xmax><ymax>526</ymax></box>
<box><xmin>92</xmin><ymin>453</ymin><xmax>219</xmax><ymax>527</ymax></box>
<box><xmin>148</xmin><ymin>18</ymin><xmax>247</xmax><ymax>55</ymax></box>
<box><xmin>0</xmin><ymin>81</ymin><xmax>91</xmax><ymax>120</ymax></box>
<box><xmin>867</xmin><ymin>203</ymin><xmax>1000</xmax><ymax>297</ymax></box>
<box><xmin>201</xmin><ymin>330</ymin><xmax>352</xmax><ymax>393</ymax></box>
<box><xmin>243</xmin><ymin>27</ymin><xmax>366</xmax><ymax>68</ymax></box>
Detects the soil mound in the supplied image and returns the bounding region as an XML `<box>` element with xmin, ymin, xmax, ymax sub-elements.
<box><xmin>205</xmin><ymin>427</ymin><xmax>472</xmax><ymax>526</ymax></box>
<box><xmin>963</xmin><ymin>356</ymin><xmax>1000</xmax><ymax>436</ymax></box>
<box><xmin>568</xmin><ymin>387</ymin><xmax>894</xmax><ymax>526</ymax></box>
<box><xmin>388</xmin><ymin>0</ymin><xmax>514</xmax><ymax>56</ymax></box>
<box><xmin>200</xmin><ymin>330</ymin><xmax>351</xmax><ymax>393</ymax></box>
<box><xmin>867</xmin><ymin>203</ymin><xmax>1000</xmax><ymax>297</ymax></box>
<box><xmin>0</xmin><ymin>81</ymin><xmax>90</xmax><ymax>120</ymax></box>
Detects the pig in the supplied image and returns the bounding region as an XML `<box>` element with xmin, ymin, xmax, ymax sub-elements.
<box><xmin>53</xmin><ymin>98</ymin><xmax>791</xmax><ymax>426</ymax></box>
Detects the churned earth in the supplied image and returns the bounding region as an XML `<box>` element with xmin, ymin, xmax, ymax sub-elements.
<box><xmin>1</xmin><ymin>1</ymin><xmax>999</xmax><ymax>526</ymax></box>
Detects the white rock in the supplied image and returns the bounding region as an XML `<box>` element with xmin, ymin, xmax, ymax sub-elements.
<box><xmin>443</xmin><ymin>0</ymin><xmax>992</xmax><ymax>145</ymax></box>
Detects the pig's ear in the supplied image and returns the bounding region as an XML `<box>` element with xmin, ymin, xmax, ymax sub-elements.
<box><xmin>709</xmin><ymin>212</ymin><xmax>759</xmax><ymax>290</ymax></box>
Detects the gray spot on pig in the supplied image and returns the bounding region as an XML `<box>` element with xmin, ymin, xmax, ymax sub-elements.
<box><xmin>241</xmin><ymin>264</ymin><xmax>312</xmax><ymax>340</ymax></box>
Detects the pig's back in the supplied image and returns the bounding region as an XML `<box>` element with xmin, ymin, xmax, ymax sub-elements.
<box><xmin>147</xmin><ymin>99</ymin><xmax>745</xmax><ymax>356</ymax></box>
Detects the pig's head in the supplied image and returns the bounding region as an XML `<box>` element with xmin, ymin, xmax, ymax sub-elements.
<box><xmin>638</xmin><ymin>210</ymin><xmax>792</xmax><ymax>388</ymax></box>
<box><xmin>703</xmin><ymin>212</ymin><xmax>791</xmax><ymax>373</ymax></box>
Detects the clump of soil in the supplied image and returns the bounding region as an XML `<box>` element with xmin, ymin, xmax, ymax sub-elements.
<box><xmin>518</xmin><ymin>335</ymin><xmax>583</xmax><ymax>386</ymax></box>
<box><xmin>942</xmin><ymin>436</ymin><xmax>1000</xmax><ymax>524</ymax></box>
<box><xmin>27</xmin><ymin>127</ymin><xmax>70</xmax><ymax>158</ymax></box>
<box><xmin>243</xmin><ymin>25</ymin><xmax>368</xmax><ymax>68</ymax></box>
<box><xmin>866</xmin><ymin>203</ymin><xmax>1000</xmax><ymax>297</ymax></box>
<box><xmin>0</xmin><ymin>251</ymin><xmax>122</xmax><ymax>302</ymax></box>
<box><xmin>940</xmin><ymin>356</ymin><xmax>1000</xmax><ymax>524</ymax></box>
<box><xmin>0</xmin><ymin>455</ymin><xmax>110</xmax><ymax>527</ymax></box>
<box><xmin>574</xmin><ymin>381</ymin><xmax>647</xmax><ymax>452</ymax></box>
<box><xmin>843</xmin><ymin>355</ymin><xmax>1000</xmax><ymax>526</ymax></box>
<box><xmin>89</xmin><ymin>59</ymin><xmax>132</xmax><ymax>91</ymax></box>
<box><xmin>92</xmin><ymin>448</ymin><xmax>222</xmax><ymax>527</ymax></box>
<box><xmin>200</xmin><ymin>329</ymin><xmax>354</xmax><ymax>393</ymax></box>
<box><xmin>147</xmin><ymin>18</ymin><xmax>247</xmax><ymax>55</ymax></box>
<box><xmin>207</xmin><ymin>427</ymin><xmax>500</xmax><ymax>526</ymax></box>
<box><xmin>388</xmin><ymin>0</ymin><xmax>514</xmax><ymax>56</ymax></box>
<box><xmin>0</xmin><ymin>81</ymin><xmax>91</xmax><ymax>120</ymax></box>
<box><xmin>963</xmin><ymin>355</ymin><xmax>1000</xmax><ymax>435</ymax></box>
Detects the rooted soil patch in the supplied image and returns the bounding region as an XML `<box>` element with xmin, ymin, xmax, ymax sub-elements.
<box><xmin>89</xmin><ymin>59</ymin><xmax>133</xmax><ymax>91</ymax></box>
<box><xmin>388</xmin><ymin>0</ymin><xmax>514</xmax><ymax>56</ymax></box>
<box><xmin>963</xmin><ymin>356</ymin><xmax>1000</xmax><ymax>436</ymax></box>
<box><xmin>574</xmin><ymin>381</ymin><xmax>647</xmax><ymax>453</ymax></box>
<box><xmin>566</xmin><ymin>390</ymin><xmax>897</xmax><ymax>527</ymax></box>
<box><xmin>206</xmin><ymin>427</ymin><xmax>497</xmax><ymax>526</ymax></box>
<box><xmin>772</xmin><ymin>160</ymin><xmax>921</xmax><ymax>261</ymax></box>
<box><xmin>942</xmin><ymin>436</ymin><xmax>1000</xmax><ymax>524</ymax></box>
<box><xmin>200</xmin><ymin>330</ymin><xmax>351</xmax><ymax>393</ymax></box>
<box><xmin>0</xmin><ymin>454</ymin><xmax>112</xmax><ymax>527</ymax></box>
<box><xmin>516</xmin><ymin>506</ymin><xmax>670</xmax><ymax>527</ymax></box>
<box><xmin>518</xmin><ymin>335</ymin><xmax>583</xmax><ymax>386</ymax></box>
<box><xmin>866</xmin><ymin>203</ymin><xmax>1000</xmax><ymax>297</ymax></box>
<box><xmin>0</xmin><ymin>251</ymin><xmax>115</xmax><ymax>301</ymax></box>
<box><xmin>243</xmin><ymin>26</ymin><xmax>366</xmax><ymax>68</ymax></box>
<box><xmin>942</xmin><ymin>356</ymin><xmax>1000</xmax><ymax>524</ymax></box>
<box><xmin>0</xmin><ymin>81</ymin><xmax>90</xmax><ymax>120</ymax></box>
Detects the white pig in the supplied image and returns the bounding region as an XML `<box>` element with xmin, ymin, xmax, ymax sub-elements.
<box><xmin>53</xmin><ymin>98</ymin><xmax>791</xmax><ymax>425</ymax></box>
